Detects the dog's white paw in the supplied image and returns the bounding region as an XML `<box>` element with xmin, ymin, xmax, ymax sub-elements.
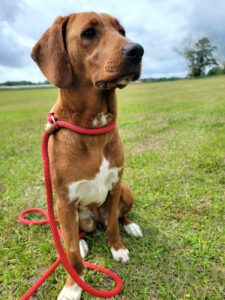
<box><xmin>79</xmin><ymin>239</ymin><xmax>88</xmax><ymax>259</ymax></box>
<box><xmin>124</xmin><ymin>223</ymin><xmax>143</xmax><ymax>238</ymax></box>
<box><xmin>110</xmin><ymin>247</ymin><xmax>130</xmax><ymax>263</ymax></box>
<box><xmin>57</xmin><ymin>283</ymin><xmax>82</xmax><ymax>300</ymax></box>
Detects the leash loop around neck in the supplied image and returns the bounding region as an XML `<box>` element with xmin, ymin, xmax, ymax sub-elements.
<box><xmin>46</xmin><ymin>112</ymin><xmax>116</xmax><ymax>135</ymax></box>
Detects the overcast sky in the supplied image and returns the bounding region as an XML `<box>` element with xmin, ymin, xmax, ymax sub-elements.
<box><xmin>0</xmin><ymin>0</ymin><xmax>225</xmax><ymax>82</ymax></box>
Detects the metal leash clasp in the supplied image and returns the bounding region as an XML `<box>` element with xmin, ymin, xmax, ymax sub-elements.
<box><xmin>51</xmin><ymin>114</ymin><xmax>58</xmax><ymax>128</ymax></box>
<box><xmin>45</xmin><ymin>113</ymin><xmax>59</xmax><ymax>135</ymax></box>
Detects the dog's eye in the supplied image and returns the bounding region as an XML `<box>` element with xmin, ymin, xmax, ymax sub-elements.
<box><xmin>119</xmin><ymin>29</ymin><xmax>126</xmax><ymax>37</ymax></box>
<box><xmin>82</xmin><ymin>28</ymin><xmax>97</xmax><ymax>39</ymax></box>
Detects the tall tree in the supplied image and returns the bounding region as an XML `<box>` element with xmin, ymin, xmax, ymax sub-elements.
<box><xmin>182</xmin><ymin>37</ymin><xmax>218</xmax><ymax>77</ymax></box>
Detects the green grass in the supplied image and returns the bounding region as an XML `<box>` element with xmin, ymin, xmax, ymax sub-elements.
<box><xmin>0</xmin><ymin>77</ymin><xmax>225</xmax><ymax>299</ymax></box>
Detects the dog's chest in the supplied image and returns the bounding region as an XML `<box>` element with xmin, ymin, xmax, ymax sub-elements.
<box><xmin>67</xmin><ymin>158</ymin><xmax>122</xmax><ymax>209</ymax></box>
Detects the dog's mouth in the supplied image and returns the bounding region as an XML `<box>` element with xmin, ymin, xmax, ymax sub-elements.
<box><xmin>95</xmin><ymin>70</ymin><xmax>140</xmax><ymax>89</ymax></box>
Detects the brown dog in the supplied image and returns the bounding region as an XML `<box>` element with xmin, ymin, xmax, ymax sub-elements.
<box><xmin>31</xmin><ymin>12</ymin><xmax>144</xmax><ymax>300</ymax></box>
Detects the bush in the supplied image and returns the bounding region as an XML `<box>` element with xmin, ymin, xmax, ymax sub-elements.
<box><xmin>208</xmin><ymin>66</ymin><xmax>225</xmax><ymax>76</ymax></box>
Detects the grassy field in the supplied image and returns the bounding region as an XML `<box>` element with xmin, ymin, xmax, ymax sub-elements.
<box><xmin>0</xmin><ymin>77</ymin><xmax>225</xmax><ymax>300</ymax></box>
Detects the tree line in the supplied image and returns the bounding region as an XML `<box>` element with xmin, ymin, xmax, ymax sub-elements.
<box><xmin>0</xmin><ymin>80</ymin><xmax>50</xmax><ymax>86</ymax></box>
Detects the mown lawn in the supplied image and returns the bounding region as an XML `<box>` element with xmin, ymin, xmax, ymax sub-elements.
<box><xmin>0</xmin><ymin>77</ymin><xmax>225</xmax><ymax>299</ymax></box>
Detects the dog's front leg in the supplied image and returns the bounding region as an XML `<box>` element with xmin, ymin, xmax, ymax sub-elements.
<box><xmin>106</xmin><ymin>183</ymin><xmax>130</xmax><ymax>263</ymax></box>
<box><xmin>56</xmin><ymin>200</ymin><xmax>84</xmax><ymax>300</ymax></box>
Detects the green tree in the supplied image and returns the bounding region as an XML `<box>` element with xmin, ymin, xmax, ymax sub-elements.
<box><xmin>183</xmin><ymin>37</ymin><xmax>218</xmax><ymax>77</ymax></box>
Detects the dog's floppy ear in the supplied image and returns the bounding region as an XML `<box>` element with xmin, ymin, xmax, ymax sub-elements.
<box><xmin>31</xmin><ymin>16</ymin><xmax>72</xmax><ymax>88</ymax></box>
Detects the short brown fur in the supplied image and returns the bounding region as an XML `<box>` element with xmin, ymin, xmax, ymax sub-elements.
<box><xmin>32</xmin><ymin>11</ymin><xmax>143</xmax><ymax>292</ymax></box>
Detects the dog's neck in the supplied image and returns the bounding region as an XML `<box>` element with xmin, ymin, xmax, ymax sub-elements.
<box><xmin>55</xmin><ymin>85</ymin><xmax>117</xmax><ymax>128</ymax></box>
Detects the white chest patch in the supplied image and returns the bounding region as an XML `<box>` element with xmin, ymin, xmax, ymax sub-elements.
<box><xmin>68</xmin><ymin>158</ymin><xmax>122</xmax><ymax>208</ymax></box>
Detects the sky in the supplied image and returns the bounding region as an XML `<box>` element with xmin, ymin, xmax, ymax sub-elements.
<box><xmin>0</xmin><ymin>0</ymin><xmax>225</xmax><ymax>82</ymax></box>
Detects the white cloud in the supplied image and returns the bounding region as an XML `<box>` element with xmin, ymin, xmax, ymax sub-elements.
<box><xmin>0</xmin><ymin>64</ymin><xmax>44</xmax><ymax>82</ymax></box>
<box><xmin>0</xmin><ymin>0</ymin><xmax>225</xmax><ymax>82</ymax></box>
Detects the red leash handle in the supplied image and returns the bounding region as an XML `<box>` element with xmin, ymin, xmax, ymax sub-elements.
<box><xmin>19</xmin><ymin>208</ymin><xmax>49</xmax><ymax>225</ymax></box>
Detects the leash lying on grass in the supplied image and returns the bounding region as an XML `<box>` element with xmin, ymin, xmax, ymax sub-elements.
<box><xmin>18</xmin><ymin>113</ymin><xmax>122</xmax><ymax>299</ymax></box>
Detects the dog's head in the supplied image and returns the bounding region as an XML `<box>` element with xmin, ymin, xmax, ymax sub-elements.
<box><xmin>31</xmin><ymin>12</ymin><xmax>144</xmax><ymax>89</ymax></box>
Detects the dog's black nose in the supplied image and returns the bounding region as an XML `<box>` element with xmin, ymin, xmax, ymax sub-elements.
<box><xmin>122</xmin><ymin>43</ymin><xmax>144</xmax><ymax>62</ymax></box>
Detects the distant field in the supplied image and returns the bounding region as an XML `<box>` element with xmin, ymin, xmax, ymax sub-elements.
<box><xmin>0</xmin><ymin>77</ymin><xmax>225</xmax><ymax>299</ymax></box>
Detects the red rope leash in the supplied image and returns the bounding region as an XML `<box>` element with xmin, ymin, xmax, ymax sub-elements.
<box><xmin>18</xmin><ymin>116</ymin><xmax>122</xmax><ymax>299</ymax></box>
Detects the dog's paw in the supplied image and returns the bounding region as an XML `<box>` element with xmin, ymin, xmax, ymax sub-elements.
<box><xmin>57</xmin><ymin>283</ymin><xmax>82</xmax><ymax>300</ymax></box>
<box><xmin>110</xmin><ymin>247</ymin><xmax>130</xmax><ymax>263</ymax></box>
<box><xmin>79</xmin><ymin>239</ymin><xmax>89</xmax><ymax>259</ymax></box>
<box><xmin>124</xmin><ymin>223</ymin><xmax>143</xmax><ymax>238</ymax></box>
